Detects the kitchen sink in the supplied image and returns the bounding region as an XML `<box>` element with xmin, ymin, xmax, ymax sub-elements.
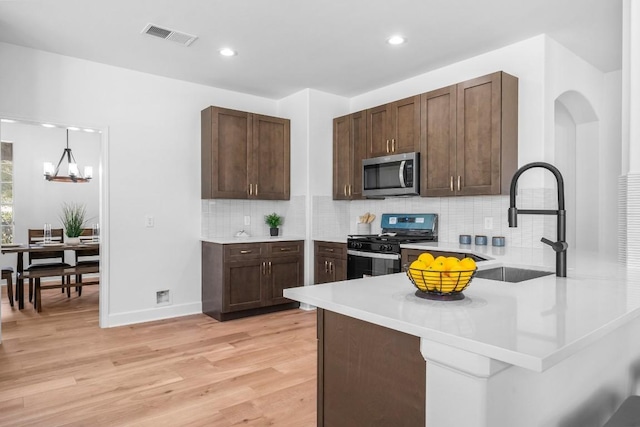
<box><xmin>475</xmin><ymin>266</ymin><xmax>554</xmax><ymax>283</ymax></box>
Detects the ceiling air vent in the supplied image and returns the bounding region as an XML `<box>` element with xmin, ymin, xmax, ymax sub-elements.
<box><xmin>141</xmin><ymin>23</ymin><xmax>198</xmax><ymax>47</ymax></box>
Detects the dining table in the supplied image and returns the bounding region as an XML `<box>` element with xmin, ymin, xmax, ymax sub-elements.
<box><xmin>1</xmin><ymin>240</ymin><xmax>100</xmax><ymax>309</ymax></box>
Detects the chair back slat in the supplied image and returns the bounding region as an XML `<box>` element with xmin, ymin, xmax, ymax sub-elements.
<box><xmin>28</xmin><ymin>228</ymin><xmax>65</xmax><ymax>264</ymax></box>
<box><xmin>76</xmin><ymin>228</ymin><xmax>100</xmax><ymax>260</ymax></box>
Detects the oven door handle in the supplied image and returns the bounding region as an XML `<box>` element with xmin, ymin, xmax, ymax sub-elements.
<box><xmin>347</xmin><ymin>249</ymin><xmax>401</xmax><ymax>260</ymax></box>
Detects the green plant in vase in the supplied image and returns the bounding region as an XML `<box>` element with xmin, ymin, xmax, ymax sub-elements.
<box><xmin>59</xmin><ymin>202</ymin><xmax>87</xmax><ymax>244</ymax></box>
<box><xmin>265</xmin><ymin>212</ymin><xmax>283</xmax><ymax>236</ymax></box>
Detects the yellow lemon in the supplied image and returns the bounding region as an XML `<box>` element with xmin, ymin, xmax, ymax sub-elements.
<box><xmin>410</xmin><ymin>259</ymin><xmax>427</xmax><ymax>271</ymax></box>
<box><xmin>418</xmin><ymin>252</ymin><xmax>435</xmax><ymax>267</ymax></box>
<box><xmin>459</xmin><ymin>257</ymin><xmax>477</xmax><ymax>271</ymax></box>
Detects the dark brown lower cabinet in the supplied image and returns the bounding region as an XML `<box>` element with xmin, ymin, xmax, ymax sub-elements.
<box><xmin>317</xmin><ymin>309</ymin><xmax>426</xmax><ymax>427</ymax></box>
<box><xmin>314</xmin><ymin>241</ymin><xmax>347</xmax><ymax>284</ymax></box>
<box><xmin>202</xmin><ymin>240</ymin><xmax>304</xmax><ymax>321</ymax></box>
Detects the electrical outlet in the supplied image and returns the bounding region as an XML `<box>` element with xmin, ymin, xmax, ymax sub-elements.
<box><xmin>145</xmin><ymin>215</ymin><xmax>154</xmax><ymax>228</ymax></box>
<box><xmin>244</xmin><ymin>216</ymin><xmax>251</xmax><ymax>226</ymax></box>
<box><xmin>484</xmin><ymin>217</ymin><xmax>493</xmax><ymax>230</ymax></box>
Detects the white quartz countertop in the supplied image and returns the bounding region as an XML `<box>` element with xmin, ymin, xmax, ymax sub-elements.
<box><xmin>202</xmin><ymin>235</ymin><xmax>305</xmax><ymax>244</ymax></box>
<box><xmin>285</xmin><ymin>243</ymin><xmax>640</xmax><ymax>372</ymax></box>
<box><xmin>313</xmin><ymin>236</ymin><xmax>348</xmax><ymax>244</ymax></box>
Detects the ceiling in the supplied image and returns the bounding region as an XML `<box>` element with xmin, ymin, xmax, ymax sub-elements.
<box><xmin>0</xmin><ymin>0</ymin><xmax>622</xmax><ymax>99</ymax></box>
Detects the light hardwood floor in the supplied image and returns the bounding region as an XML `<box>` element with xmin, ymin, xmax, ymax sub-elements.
<box><xmin>0</xmin><ymin>284</ymin><xmax>317</xmax><ymax>426</ymax></box>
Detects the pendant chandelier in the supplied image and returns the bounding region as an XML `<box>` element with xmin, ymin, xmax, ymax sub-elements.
<box><xmin>43</xmin><ymin>129</ymin><xmax>93</xmax><ymax>183</ymax></box>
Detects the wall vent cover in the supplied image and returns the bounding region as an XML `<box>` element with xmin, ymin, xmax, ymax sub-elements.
<box><xmin>141</xmin><ymin>23</ymin><xmax>198</xmax><ymax>47</ymax></box>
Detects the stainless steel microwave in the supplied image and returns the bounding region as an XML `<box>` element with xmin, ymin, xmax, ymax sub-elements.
<box><xmin>362</xmin><ymin>152</ymin><xmax>419</xmax><ymax>197</ymax></box>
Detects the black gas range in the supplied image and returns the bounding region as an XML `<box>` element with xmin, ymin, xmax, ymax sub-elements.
<box><xmin>347</xmin><ymin>213</ymin><xmax>437</xmax><ymax>279</ymax></box>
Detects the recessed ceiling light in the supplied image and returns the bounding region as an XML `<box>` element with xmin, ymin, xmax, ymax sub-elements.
<box><xmin>387</xmin><ymin>35</ymin><xmax>406</xmax><ymax>45</ymax></box>
<box><xmin>67</xmin><ymin>126</ymin><xmax>80</xmax><ymax>131</ymax></box>
<box><xmin>42</xmin><ymin>123</ymin><xmax>56</xmax><ymax>128</ymax></box>
<box><xmin>219</xmin><ymin>48</ymin><xmax>237</xmax><ymax>57</ymax></box>
<box><xmin>1</xmin><ymin>119</ymin><xmax>16</xmax><ymax>123</ymax></box>
<box><xmin>83</xmin><ymin>128</ymin><xmax>96</xmax><ymax>133</ymax></box>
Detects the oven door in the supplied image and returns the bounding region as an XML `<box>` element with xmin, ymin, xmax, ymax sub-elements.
<box><xmin>347</xmin><ymin>249</ymin><xmax>401</xmax><ymax>280</ymax></box>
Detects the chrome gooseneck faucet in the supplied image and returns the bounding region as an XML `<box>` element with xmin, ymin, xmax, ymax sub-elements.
<box><xmin>507</xmin><ymin>162</ymin><xmax>568</xmax><ymax>277</ymax></box>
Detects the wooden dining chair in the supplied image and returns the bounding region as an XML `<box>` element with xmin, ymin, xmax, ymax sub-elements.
<box><xmin>26</xmin><ymin>228</ymin><xmax>71</xmax><ymax>301</ymax></box>
<box><xmin>2</xmin><ymin>267</ymin><xmax>14</xmax><ymax>307</ymax></box>
<box><xmin>74</xmin><ymin>228</ymin><xmax>100</xmax><ymax>295</ymax></box>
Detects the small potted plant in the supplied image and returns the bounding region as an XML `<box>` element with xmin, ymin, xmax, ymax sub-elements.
<box><xmin>59</xmin><ymin>202</ymin><xmax>86</xmax><ymax>245</ymax></box>
<box><xmin>265</xmin><ymin>212</ymin><xmax>283</xmax><ymax>236</ymax></box>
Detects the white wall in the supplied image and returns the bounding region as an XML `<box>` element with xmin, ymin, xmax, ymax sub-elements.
<box><xmin>0</xmin><ymin>122</ymin><xmax>100</xmax><ymax>266</ymax></box>
<box><xmin>0</xmin><ymin>41</ymin><xmax>280</xmax><ymax>326</ymax></box>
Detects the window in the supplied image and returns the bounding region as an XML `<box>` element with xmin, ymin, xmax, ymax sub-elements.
<box><xmin>1</xmin><ymin>142</ymin><xmax>14</xmax><ymax>244</ymax></box>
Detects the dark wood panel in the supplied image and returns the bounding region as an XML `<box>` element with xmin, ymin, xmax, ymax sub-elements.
<box><xmin>421</xmin><ymin>85</ymin><xmax>457</xmax><ymax>197</ymax></box>
<box><xmin>350</xmin><ymin>110</ymin><xmax>367</xmax><ymax>199</ymax></box>
<box><xmin>202</xmin><ymin>242</ymin><xmax>224</xmax><ymax>318</ymax></box>
<box><xmin>211</xmin><ymin>107</ymin><xmax>252</xmax><ymax>199</ymax></box>
<box><xmin>224</xmin><ymin>260</ymin><xmax>263</xmax><ymax>312</ymax></box>
<box><xmin>456</xmin><ymin>72</ymin><xmax>501</xmax><ymax>196</ymax></box>
<box><xmin>391</xmin><ymin>95</ymin><xmax>420</xmax><ymax>154</ymax></box>
<box><xmin>269</xmin><ymin>256</ymin><xmax>303</xmax><ymax>305</ymax></box>
<box><xmin>314</xmin><ymin>241</ymin><xmax>347</xmax><ymax>284</ymax></box>
<box><xmin>366</xmin><ymin>104</ymin><xmax>390</xmax><ymax>157</ymax></box>
<box><xmin>318</xmin><ymin>309</ymin><xmax>426</xmax><ymax>427</ymax></box>
<box><xmin>252</xmin><ymin>114</ymin><xmax>290</xmax><ymax>200</ymax></box>
<box><xmin>333</xmin><ymin>115</ymin><xmax>351</xmax><ymax>200</ymax></box>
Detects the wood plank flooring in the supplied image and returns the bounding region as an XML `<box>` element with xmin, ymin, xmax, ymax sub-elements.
<box><xmin>0</xmin><ymin>285</ymin><xmax>317</xmax><ymax>426</ymax></box>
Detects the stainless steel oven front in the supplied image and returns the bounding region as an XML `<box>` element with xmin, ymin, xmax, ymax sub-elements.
<box><xmin>347</xmin><ymin>249</ymin><xmax>401</xmax><ymax>280</ymax></box>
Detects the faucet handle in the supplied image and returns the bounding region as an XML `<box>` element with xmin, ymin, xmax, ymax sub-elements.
<box><xmin>541</xmin><ymin>237</ymin><xmax>568</xmax><ymax>253</ymax></box>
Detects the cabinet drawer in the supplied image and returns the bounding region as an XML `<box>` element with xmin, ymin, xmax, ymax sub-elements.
<box><xmin>315</xmin><ymin>241</ymin><xmax>346</xmax><ymax>259</ymax></box>
<box><xmin>266</xmin><ymin>241</ymin><xmax>303</xmax><ymax>258</ymax></box>
<box><xmin>224</xmin><ymin>243</ymin><xmax>262</xmax><ymax>261</ymax></box>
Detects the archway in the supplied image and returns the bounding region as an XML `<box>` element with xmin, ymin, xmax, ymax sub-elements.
<box><xmin>554</xmin><ymin>90</ymin><xmax>599</xmax><ymax>252</ymax></box>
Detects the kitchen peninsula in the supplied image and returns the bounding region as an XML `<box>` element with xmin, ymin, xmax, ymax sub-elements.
<box><xmin>285</xmin><ymin>243</ymin><xmax>640</xmax><ymax>427</ymax></box>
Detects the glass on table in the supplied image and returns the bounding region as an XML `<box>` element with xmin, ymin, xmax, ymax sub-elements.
<box><xmin>92</xmin><ymin>223</ymin><xmax>100</xmax><ymax>242</ymax></box>
<box><xmin>43</xmin><ymin>223</ymin><xmax>52</xmax><ymax>244</ymax></box>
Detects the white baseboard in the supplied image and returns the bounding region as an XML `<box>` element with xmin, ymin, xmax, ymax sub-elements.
<box><xmin>105</xmin><ymin>302</ymin><xmax>202</xmax><ymax>328</ymax></box>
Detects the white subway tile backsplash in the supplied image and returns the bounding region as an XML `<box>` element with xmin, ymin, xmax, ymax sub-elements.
<box><xmin>201</xmin><ymin>187</ymin><xmax>563</xmax><ymax>248</ymax></box>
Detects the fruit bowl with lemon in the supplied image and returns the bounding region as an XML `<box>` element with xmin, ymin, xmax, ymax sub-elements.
<box><xmin>406</xmin><ymin>252</ymin><xmax>477</xmax><ymax>301</ymax></box>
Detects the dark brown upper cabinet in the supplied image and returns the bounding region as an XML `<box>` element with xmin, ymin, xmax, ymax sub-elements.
<box><xmin>201</xmin><ymin>106</ymin><xmax>290</xmax><ymax>200</ymax></box>
<box><xmin>366</xmin><ymin>95</ymin><xmax>420</xmax><ymax>158</ymax></box>
<box><xmin>421</xmin><ymin>71</ymin><xmax>518</xmax><ymax>197</ymax></box>
<box><xmin>333</xmin><ymin>110</ymin><xmax>366</xmax><ymax>200</ymax></box>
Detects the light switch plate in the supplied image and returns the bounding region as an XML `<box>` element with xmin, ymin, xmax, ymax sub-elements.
<box><xmin>145</xmin><ymin>215</ymin><xmax>154</xmax><ymax>228</ymax></box>
<box><xmin>244</xmin><ymin>216</ymin><xmax>251</xmax><ymax>226</ymax></box>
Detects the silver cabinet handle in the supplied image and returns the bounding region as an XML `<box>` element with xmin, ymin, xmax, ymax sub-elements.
<box><xmin>457</xmin><ymin>176</ymin><xmax>461</xmax><ymax>191</ymax></box>
<box><xmin>348</xmin><ymin>185</ymin><xmax>352</xmax><ymax>196</ymax></box>
<box><xmin>391</xmin><ymin>138</ymin><xmax>396</xmax><ymax>152</ymax></box>
<box><xmin>255</xmin><ymin>184</ymin><xmax>258</xmax><ymax>196</ymax></box>
<box><xmin>239</xmin><ymin>250</ymin><xmax>252</xmax><ymax>254</ymax></box>
<box><xmin>324</xmin><ymin>260</ymin><xmax>328</xmax><ymax>273</ymax></box>
<box><xmin>249</xmin><ymin>183</ymin><xmax>253</xmax><ymax>196</ymax></box>
<box><xmin>262</xmin><ymin>261</ymin><xmax>266</xmax><ymax>275</ymax></box>
<box><xmin>279</xmin><ymin>247</ymin><xmax>291</xmax><ymax>251</ymax></box>
<box><xmin>344</xmin><ymin>184</ymin><xmax>347</xmax><ymax>196</ymax></box>
<box><xmin>268</xmin><ymin>261</ymin><xmax>271</xmax><ymax>274</ymax></box>
<box><xmin>450</xmin><ymin>176</ymin><xmax>454</xmax><ymax>192</ymax></box>
<box><xmin>386</xmin><ymin>140</ymin><xmax>390</xmax><ymax>153</ymax></box>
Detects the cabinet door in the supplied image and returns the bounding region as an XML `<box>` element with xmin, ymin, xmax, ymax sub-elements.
<box><xmin>201</xmin><ymin>107</ymin><xmax>252</xmax><ymax>199</ymax></box>
<box><xmin>251</xmin><ymin>114</ymin><xmax>291</xmax><ymax>200</ymax></box>
<box><xmin>366</xmin><ymin>104</ymin><xmax>391</xmax><ymax>157</ymax></box>
<box><xmin>333</xmin><ymin>114</ymin><xmax>352</xmax><ymax>200</ymax></box>
<box><xmin>268</xmin><ymin>256</ymin><xmax>303</xmax><ymax>305</ymax></box>
<box><xmin>421</xmin><ymin>86</ymin><xmax>457</xmax><ymax>197</ymax></box>
<box><xmin>315</xmin><ymin>254</ymin><xmax>334</xmax><ymax>284</ymax></box>
<box><xmin>390</xmin><ymin>95</ymin><xmax>420</xmax><ymax>154</ymax></box>
<box><xmin>224</xmin><ymin>260</ymin><xmax>264</xmax><ymax>312</ymax></box>
<box><xmin>333</xmin><ymin>111</ymin><xmax>367</xmax><ymax>200</ymax></box>
<box><xmin>456</xmin><ymin>73</ymin><xmax>502</xmax><ymax>196</ymax></box>
<box><xmin>350</xmin><ymin>111</ymin><xmax>367</xmax><ymax>200</ymax></box>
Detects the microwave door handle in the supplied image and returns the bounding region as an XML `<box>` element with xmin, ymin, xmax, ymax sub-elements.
<box><xmin>398</xmin><ymin>160</ymin><xmax>407</xmax><ymax>188</ymax></box>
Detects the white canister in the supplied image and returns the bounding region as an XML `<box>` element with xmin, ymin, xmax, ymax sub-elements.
<box><xmin>357</xmin><ymin>223</ymin><xmax>371</xmax><ymax>235</ymax></box>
